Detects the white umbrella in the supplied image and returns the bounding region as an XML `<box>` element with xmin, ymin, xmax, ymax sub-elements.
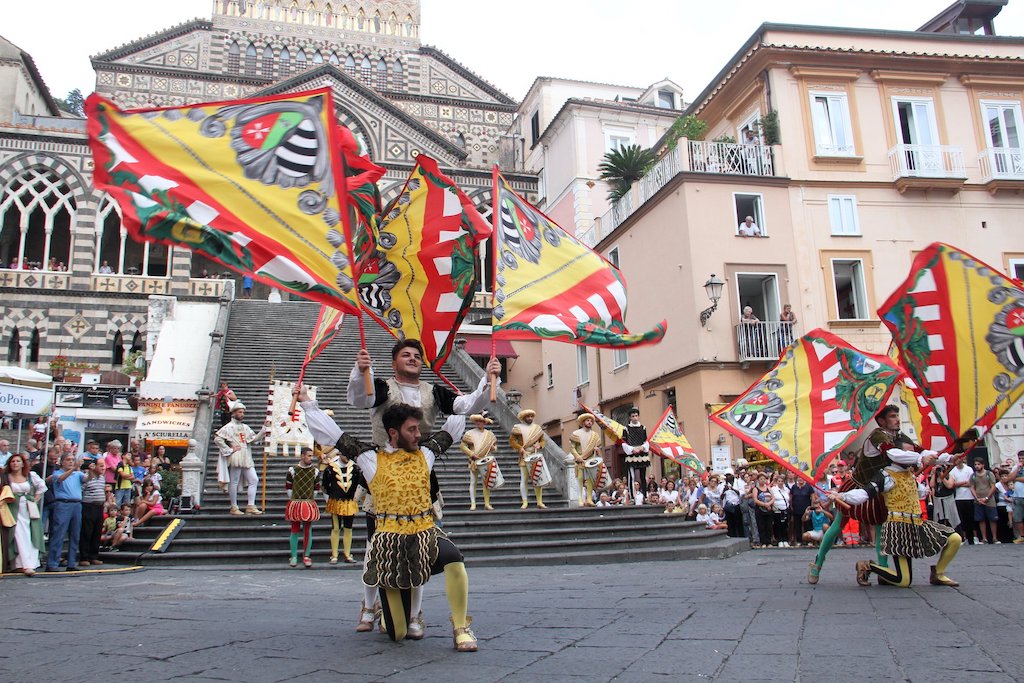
<box><xmin>0</xmin><ymin>365</ymin><xmax>52</xmax><ymax>384</ymax></box>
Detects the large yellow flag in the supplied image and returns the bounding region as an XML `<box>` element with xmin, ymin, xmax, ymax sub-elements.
<box><xmin>711</xmin><ymin>329</ymin><xmax>904</xmax><ymax>484</ymax></box>
<box><xmin>86</xmin><ymin>88</ymin><xmax>359</xmax><ymax>313</ymax></box>
<box><xmin>491</xmin><ymin>170</ymin><xmax>665</xmax><ymax>347</ymax></box>
<box><xmin>879</xmin><ymin>243</ymin><xmax>1024</xmax><ymax>446</ymax></box>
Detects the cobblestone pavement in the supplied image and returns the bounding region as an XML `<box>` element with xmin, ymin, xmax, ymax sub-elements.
<box><xmin>4</xmin><ymin>545</ymin><xmax>1022</xmax><ymax>682</ymax></box>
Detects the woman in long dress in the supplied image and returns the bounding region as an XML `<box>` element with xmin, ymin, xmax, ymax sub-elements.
<box><xmin>3</xmin><ymin>453</ymin><xmax>46</xmax><ymax>575</ymax></box>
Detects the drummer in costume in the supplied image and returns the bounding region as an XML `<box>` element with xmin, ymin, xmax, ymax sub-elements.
<box><xmin>300</xmin><ymin>387</ymin><xmax>478</xmax><ymax>652</ymax></box>
<box><xmin>461</xmin><ymin>414</ymin><xmax>503</xmax><ymax>511</ymax></box>
<box><xmin>509</xmin><ymin>409</ymin><xmax>551</xmax><ymax>509</ymax></box>
<box><xmin>808</xmin><ymin>404</ymin><xmax>919</xmax><ymax>584</ymax></box>
<box><xmin>621</xmin><ymin>408</ymin><xmax>651</xmax><ymax>493</ymax></box>
<box><xmin>320</xmin><ymin>443</ymin><xmax>364</xmax><ymax>564</ymax></box>
<box><xmin>571</xmin><ymin>413</ymin><xmax>610</xmax><ymax>507</ymax></box>
<box><xmin>828</xmin><ymin>446</ymin><xmax>962</xmax><ymax>587</ymax></box>
<box><xmin>285</xmin><ymin>447</ymin><xmax>321</xmax><ymax>568</ymax></box>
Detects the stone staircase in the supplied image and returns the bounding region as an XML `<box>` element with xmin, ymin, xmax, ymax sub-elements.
<box><xmin>103</xmin><ymin>299</ymin><xmax>744</xmax><ymax>567</ymax></box>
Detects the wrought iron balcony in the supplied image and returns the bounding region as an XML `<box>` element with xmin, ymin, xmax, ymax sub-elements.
<box><xmin>735</xmin><ymin>320</ymin><xmax>797</xmax><ymax>363</ymax></box>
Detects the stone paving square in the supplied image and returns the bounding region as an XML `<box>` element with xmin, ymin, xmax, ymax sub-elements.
<box><xmin>1</xmin><ymin>545</ymin><xmax>1020</xmax><ymax>682</ymax></box>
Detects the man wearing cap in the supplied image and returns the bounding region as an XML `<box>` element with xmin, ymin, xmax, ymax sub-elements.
<box><xmin>621</xmin><ymin>408</ymin><xmax>651</xmax><ymax>494</ymax></box>
<box><xmin>461</xmin><ymin>414</ymin><xmax>502</xmax><ymax>511</ymax></box>
<box><xmin>348</xmin><ymin>339</ymin><xmax>501</xmax><ymax>446</ymax></box>
<box><xmin>214</xmin><ymin>400</ymin><xmax>269</xmax><ymax>515</ymax></box>
<box><xmin>570</xmin><ymin>413</ymin><xmax>606</xmax><ymax>507</ymax></box>
<box><xmin>509</xmin><ymin>408</ymin><xmax>550</xmax><ymax>509</ymax></box>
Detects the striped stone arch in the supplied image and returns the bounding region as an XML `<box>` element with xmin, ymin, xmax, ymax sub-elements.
<box><xmin>466</xmin><ymin>187</ymin><xmax>494</xmax><ymax>221</ymax></box>
<box><xmin>335</xmin><ymin>106</ymin><xmax>375</xmax><ymax>159</ymax></box>
<box><xmin>106</xmin><ymin>312</ymin><xmax>147</xmax><ymax>342</ymax></box>
<box><xmin>0</xmin><ymin>152</ymin><xmax>88</xmax><ymax>200</ymax></box>
<box><xmin>5</xmin><ymin>308</ymin><xmax>49</xmax><ymax>343</ymax></box>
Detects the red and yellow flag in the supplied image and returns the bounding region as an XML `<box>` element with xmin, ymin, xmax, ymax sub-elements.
<box><xmin>491</xmin><ymin>170</ymin><xmax>666</xmax><ymax>348</ymax></box>
<box><xmin>86</xmin><ymin>88</ymin><xmax>359</xmax><ymax>313</ymax></box>
<box><xmin>879</xmin><ymin>243</ymin><xmax>1024</xmax><ymax>448</ymax></box>
<box><xmin>578</xmin><ymin>401</ymin><xmax>626</xmax><ymax>442</ymax></box>
<box><xmin>649</xmin><ymin>407</ymin><xmax>704</xmax><ymax>475</ymax></box>
<box><xmin>711</xmin><ymin>329</ymin><xmax>904</xmax><ymax>484</ymax></box>
<box><xmin>304</xmin><ymin>305</ymin><xmax>345</xmax><ymax>365</ymax></box>
<box><xmin>358</xmin><ymin>155</ymin><xmax>490</xmax><ymax>370</ymax></box>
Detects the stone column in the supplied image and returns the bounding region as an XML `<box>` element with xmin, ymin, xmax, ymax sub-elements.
<box><xmin>179</xmin><ymin>439</ymin><xmax>204</xmax><ymax>505</ymax></box>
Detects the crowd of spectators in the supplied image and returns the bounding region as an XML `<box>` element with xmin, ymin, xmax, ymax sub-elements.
<box><xmin>587</xmin><ymin>449</ymin><xmax>1024</xmax><ymax>549</ymax></box>
<box><xmin>1</xmin><ymin>433</ymin><xmax>180</xmax><ymax>575</ymax></box>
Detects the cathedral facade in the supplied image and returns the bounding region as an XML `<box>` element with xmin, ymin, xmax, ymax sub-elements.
<box><xmin>0</xmin><ymin>0</ymin><xmax>537</xmax><ymax>375</ymax></box>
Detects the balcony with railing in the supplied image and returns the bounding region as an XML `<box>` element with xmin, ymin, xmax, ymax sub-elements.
<box><xmin>887</xmin><ymin>144</ymin><xmax>966</xmax><ymax>193</ymax></box>
<box><xmin>578</xmin><ymin>140</ymin><xmax>781</xmax><ymax>247</ymax></box>
<box><xmin>978</xmin><ymin>146</ymin><xmax>1024</xmax><ymax>192</ymax></box>
<box><xmin>736</xmin><ymin>321</ymin><xmax>797</xmax><ymax>363</ymax></box>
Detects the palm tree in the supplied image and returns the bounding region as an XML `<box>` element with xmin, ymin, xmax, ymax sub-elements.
<box><xmin>598</xmin><ymin>144</ymin><xmax>657</xmax><ymax>201</ymax></box>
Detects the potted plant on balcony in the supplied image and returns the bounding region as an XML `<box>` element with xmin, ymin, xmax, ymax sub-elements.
<box><xmin>122</xmin><ymin>350</ymin><xmax>146</xmax><ymax>384</ymax></box>
<box><xmin>598</xmin><ymin>144</ymin><xmax>656</xmax><ymax>201</ymax></box>
<box><xmin>49</xmin><ymin>354</ymin><xmax>69</xmax><ymax>381</ymax></box>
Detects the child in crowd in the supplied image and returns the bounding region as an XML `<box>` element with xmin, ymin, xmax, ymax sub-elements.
<box><xmin>102</xmin><ymin>503</ymin><xmax>134</xmax><ymax>550</ymax></box>
<box><xmin>115</xmin><ymin>453</ymin><xmax>135</xmax><ymax>507</ymax></box>
<box><xmin>708</xmin><ymin>504</ymin><xmax>728</xmax><ymax>529</ymax></box>
<box><xmin>134</xmin><ymin>479</ymin><xmax>164</xmax><ymax>527</ymax></box>
<box><xmin>695</xmin><ymin>503</ymin><xmax>712</xmax><ymax>527</ymax></box>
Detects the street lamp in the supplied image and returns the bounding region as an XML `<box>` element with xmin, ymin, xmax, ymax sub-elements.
<box><xmin>699</xmin><ymin>274</ymin><xmax>725</xmax><ymax>327</ymax></box>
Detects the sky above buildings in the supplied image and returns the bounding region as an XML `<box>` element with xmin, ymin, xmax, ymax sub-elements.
<box><xmin>7</xmin><ymin>0</ymin><xmax>1024</xmax><ymax>105</ymax></box>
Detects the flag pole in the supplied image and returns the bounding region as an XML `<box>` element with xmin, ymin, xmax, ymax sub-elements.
<box><xmin>261</xmin><ymin>363</ymin><xmax>275</xmax><ymax>513</ymax></box>
<box><xmin>489</xmin><ymin>165</ymin><xmax>500</xmax><ymax>403</ymax></box>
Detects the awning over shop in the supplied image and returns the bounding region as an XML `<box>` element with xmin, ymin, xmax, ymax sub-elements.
<box><xmin>462</xmin><ymin>338</ymin><xmax>518</xmax><ymax>359</ymax></box>
<box><xmin>74</xmin><ymin>408</ymin><xmax>138</xmax><ymax>422</ymax></box>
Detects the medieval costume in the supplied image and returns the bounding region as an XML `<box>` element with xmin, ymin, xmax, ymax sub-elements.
<box><xmin>285</xmin><ymin>455</ymin><xmax>321</xmax><ymax>567</ymax></box>
<box><xmin>347</xmin><ymin>367</ymin><xmax>492</xmax><ymax>446</ymax></box>
<box><xmin>302</xmin><ymin>399</ymin><xmax>478</xmax><ymax>652</ymax></box>
<box><xmin>461</xmin><ymin>415</ymin><xmax>503</xmax><ymax>511</ymax></box>
<box><xmin>808</xmin><ymin>406</ymin><xmax>917</xmax><ymax>584</ymax></box>
<box><xmin>621</xmin><ymin>410</ymin><xmax>650</xmax><ymax>494</ymax></box>
<box><xmin>834</xmin><ymin>448</ymin><xmax>962</xmax><ymax>587</ymax></box>
<box><xmin>213</xmin><ymin>401</ymin><xmax>267</xmax><ymax>515</ymax></box>
<box><xmin>321</xmin><ymin>447</ymin><xmax>364</xmax><ymax>564</ymax></box>
<box><xmin>570</xmin><ymin>414</ymin><xmax>610</xmax><ymax>507</ymax></box>
<box><xmin>1</xmin><ymin>469</ymin><xmax>46</xmax><ymax>575</ymax></box>
<box><xmin>509</xmin><ymin>409</ymin><xmax>551</xmax><ymax>509</ymax></box>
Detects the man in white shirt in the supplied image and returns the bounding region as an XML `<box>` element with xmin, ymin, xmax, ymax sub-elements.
<box><xmin>949</xmin><ymin>458</ymin><xmax>976</xmax><ymax>544</ymax></box>
<box><xmin>737</xmin><ymin>216</ymin><xmax>762</xmax><ymax>237</ymax></box>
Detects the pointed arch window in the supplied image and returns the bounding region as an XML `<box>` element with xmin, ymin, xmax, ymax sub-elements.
<box><xmin>7</xmin><ymin>329</ymin><xmax>19</xmax><ymax>363</ymax></box>
<box><xmin>245</xmin><ymin>43</ymin><xmax>257</xmax><ymax>75</ymax></box>
<box><xmin>280</xmin><ymin>46</ymin><xmax>292</xmax><ymax>75</ymax></box>
<box><xmin>296</xmin><ymin>48</ymin><xmax>308</xmax><ymax>72</ymax></box>
<box><xmin>261</xmin><ymin>45</ymin><xmax>274</xmax><ymax>78</ymax></box>
<box><xmin>393</xmin><ymin>58</ymin><xmax>404</xmax><ymax>87</ymax></box>
<box><xmin>112</xmin><ymin>330</ymin><xmax>125</xmax><ymax>366</ymax></box>
<box><xmin>312</xmin><ymin>50</ymin><xmax>323</xmax><ymax>64</ymax></box>
<box><xmin>344</xmin><ymin>53</ymin><xmax>356</xmax><ymax>76</ymax></box>
<box><xmin>328</xmin><ymin>52</ymin><xmax>340</xmax><ymax>66</ymax></box>
<box><xmin>95</xmin><ymin>194</ymin><xmax>171</xmax><ymax>277</ymax></box>
<box><xmin>360</xmin><ymin>56</ymin><xmax>371</xmax><ymax>82</ymax></box>
<box><xmin>227</xmin><ymin>41</ymin><xmax>240</xmax><ymax>73</ymax></box>
<box><xmin>375</xmin><ymin>57</ymin><xmax>387</xmax><ymax>89</ymax></box>
<box><xmin>0</xmin><ymin>166</ymin><xmax>74</xmax><ymax>271</ymax></box>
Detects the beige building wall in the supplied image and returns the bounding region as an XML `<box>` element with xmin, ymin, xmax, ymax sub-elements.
<box><xmin>519</xmin><ymin>21</ymin><xmax>1024</xmax><ymax>470</ymax></box>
